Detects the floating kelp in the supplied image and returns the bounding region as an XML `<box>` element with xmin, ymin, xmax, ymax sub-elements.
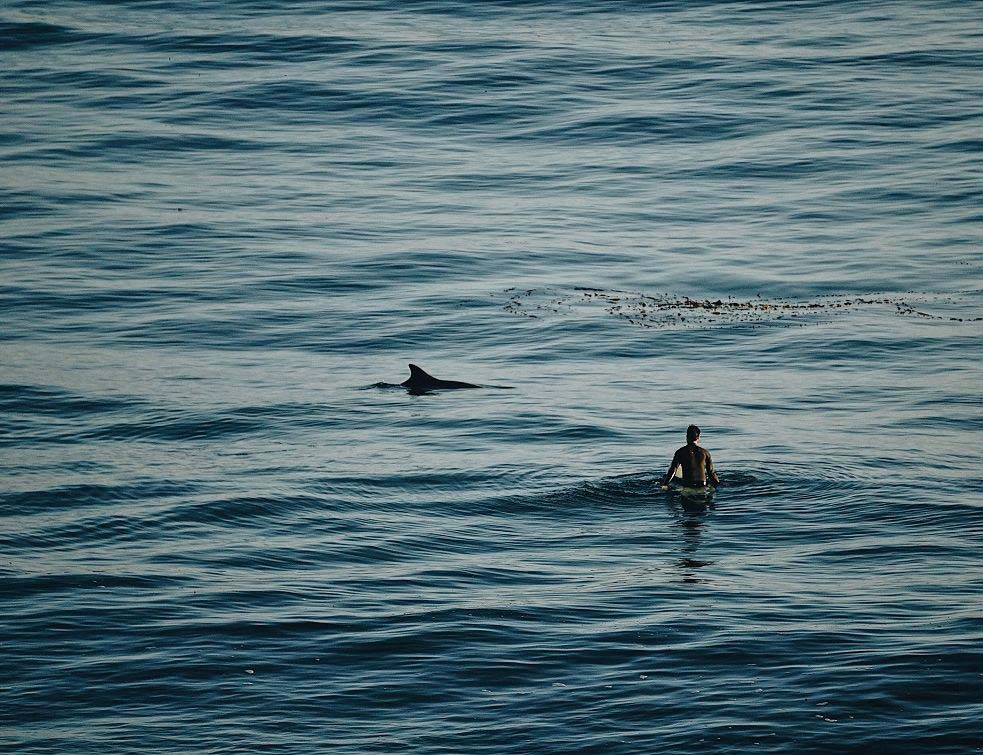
<box><xmin>500</xmin><ymin>287</ymin><xmax>980</xmax><ymax>328</ymax></box>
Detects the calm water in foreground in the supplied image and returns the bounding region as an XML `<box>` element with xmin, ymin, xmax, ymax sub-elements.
<box><xmin>1</xmin><ymin>1</ymin><xmax>981</xmax><ymax>752</ymax></box>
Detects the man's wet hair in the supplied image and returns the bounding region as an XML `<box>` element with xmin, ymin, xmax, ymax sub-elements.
<box><xmin>687</xmin><ymin>424</ymin><xmax>701</xmax><ymax>443</ymax></box>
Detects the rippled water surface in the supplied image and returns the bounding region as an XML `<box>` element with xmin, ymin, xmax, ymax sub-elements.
<box><xmin>2</xmin><ymin>1</ymin><xmax>981</xmax><ymax>752</ymax></box>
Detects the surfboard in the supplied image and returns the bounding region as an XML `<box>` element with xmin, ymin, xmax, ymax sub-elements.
<box><xmin>663</xmin><ymin>468</ymin><xmax>715</xmax><ymax>496</ymax></box>
<box><xmin>676</xmin><ymin>484</ymin><xmax>715</xmax><ymax>498</ymax></box>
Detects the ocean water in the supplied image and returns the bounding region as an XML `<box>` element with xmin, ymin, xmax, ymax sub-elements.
<box><xmin>1</xmin><ymin>1</ymin><xmax>981</xmax><ymax>752</ymax></box>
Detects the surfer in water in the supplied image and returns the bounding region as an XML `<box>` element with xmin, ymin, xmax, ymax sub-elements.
<box><xmin>661</xmin><ymin>425</ymin><xmax>720</xmax><ymax>490</ymax></box>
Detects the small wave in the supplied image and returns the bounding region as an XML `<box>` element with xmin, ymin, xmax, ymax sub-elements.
<box><xmin>1</xmin><ymin>480</ymin><xmax>197</xmax><ymax>515</ymax></box>
<box><xmin>0</xmin><ymin>511</ymin><xmax>154</xmax><ymax>551</ymax></box>
<box><xmin>78</xmin><ymin>413</ymin><xmax>267</xmax><ymax>443</ymax></box>
<box><xmin>0</xmin><ymin>572</ymin><xmax>192</xmax><ymax>600</ymax></box>
<box><xmin>0</xmin><ymin>384</ymin><xmax>142</xmax><ymax>417</ymax></box>
<box><xmin>0</xmin><ymin>21</ymin><xmax>83</xmax><ymax>51</ymax></box>
<box><xmin>135</xmin><ymin>31</ymin><xmax>362</xmax><ymax>62</ymax></box>
<box><xmin>157</xmin><ymin>493</ymin><xmax>333</xmax><ymax>530</ymax></box>
<box><xmin>507</xmin><ymin>111</ymin><xmax>752</xmax><ymax>147</ymax></box>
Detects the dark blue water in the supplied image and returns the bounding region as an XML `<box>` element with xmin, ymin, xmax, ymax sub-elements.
<box><xmin>2</xmin><ymin>1</ymin><xmax>982</xmax><ymax>752</ymax></box>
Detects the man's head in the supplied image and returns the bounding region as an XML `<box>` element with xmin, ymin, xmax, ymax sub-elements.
<box><xmin>686</xmin><ymin>424</ymin><xmax>701</xmax><ymax>444</ymax></box>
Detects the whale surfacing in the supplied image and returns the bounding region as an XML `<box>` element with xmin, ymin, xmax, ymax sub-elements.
<box><xmin>401</xmin><ymin>364</ymin><xmax>482</xmax><ymax>394</ymax></box>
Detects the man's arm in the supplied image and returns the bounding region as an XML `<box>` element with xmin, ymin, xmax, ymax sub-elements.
<box><xmin>661</xmin><ymin>450</ymin><xmax>680</xmax><ymax>489</ymax></box>
<box><xmin>706</xmin><ymin>451</ymin><xmax>720</xmax><ymax>486</ymax></box>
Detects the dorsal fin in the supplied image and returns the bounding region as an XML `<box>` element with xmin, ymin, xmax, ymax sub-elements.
<box><xmin>400</xmin><ymin>364</ymin><xmax>483</xmax><ymax>392</ymax></box>
<box><xmin>406</xmin><ymin>364</ymin><xmax>433</xmax><ymax>383</ymax></box>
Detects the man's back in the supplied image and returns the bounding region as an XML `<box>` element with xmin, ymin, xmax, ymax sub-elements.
<box><xmin>669</xmin><ymin>442</ymin><xmax>718</xmax><ymax>487</ymax></box>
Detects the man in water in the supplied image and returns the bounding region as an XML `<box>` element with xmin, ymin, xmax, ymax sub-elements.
<box><xmin>661</xmin><ymin>424</ymin><xmax>720</xmax><ymax>490</ymax></box>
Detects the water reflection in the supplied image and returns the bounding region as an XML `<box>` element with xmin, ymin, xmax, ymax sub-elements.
<box><xmin>665</xmin><ymin>493</ymin><xmax>715</xmax><ymax>583</ymax></box>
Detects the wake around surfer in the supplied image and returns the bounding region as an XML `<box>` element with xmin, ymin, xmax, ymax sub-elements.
<box><xmin>661</xmin><ymin>425</ymin><xmax>720</xmax><ymax>490</ymax></box>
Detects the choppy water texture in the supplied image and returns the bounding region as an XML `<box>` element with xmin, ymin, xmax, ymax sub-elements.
<box><xmin>2</xmin><ymin>1</ymin><xmax>982</xmax><ymax>752</ymax></box>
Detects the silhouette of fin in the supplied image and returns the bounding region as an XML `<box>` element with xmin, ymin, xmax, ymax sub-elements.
<box><xmin>400</xmin><ymin>364</ymin><xmax>482</xmax><ymax>393</ymax></box>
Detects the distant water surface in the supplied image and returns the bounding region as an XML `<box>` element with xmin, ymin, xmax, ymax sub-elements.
<box><xmin>1</xmin><ymin>1</ymin><xmax>981</xmax><ymax>752</ymax></box>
